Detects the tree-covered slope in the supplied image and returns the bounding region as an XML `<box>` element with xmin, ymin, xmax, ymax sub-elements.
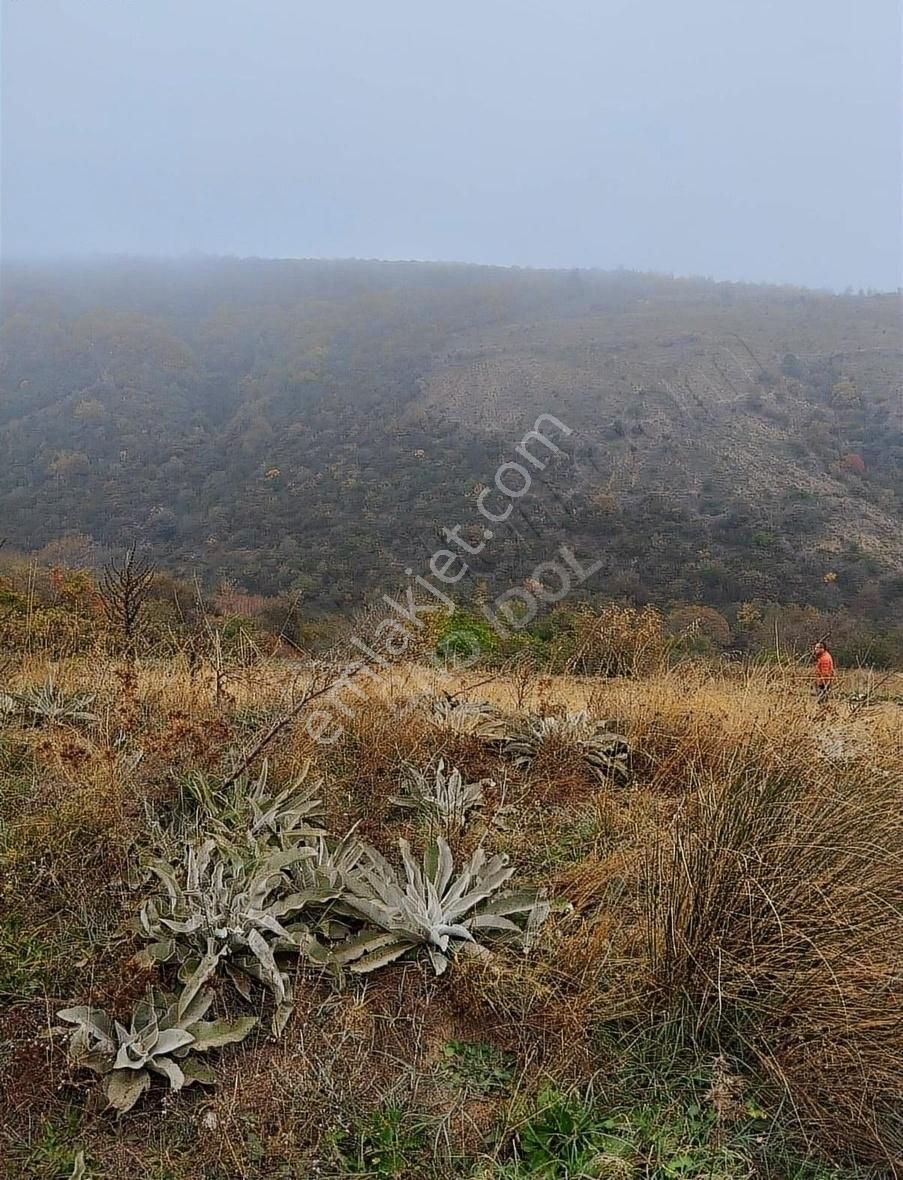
<box><xmin>1</xmin><ymin>258</ymin><xmax>900</xmax><ymax>622</ymax></box>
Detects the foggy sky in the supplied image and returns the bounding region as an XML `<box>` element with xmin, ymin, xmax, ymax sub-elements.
<box><xmin>2</xmin><ymin>0</ymin><xmax>900</xmax><ymax>290</ymax></box>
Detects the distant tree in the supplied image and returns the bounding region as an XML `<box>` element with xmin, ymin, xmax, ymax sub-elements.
<box><xmin>666</xmin><ymin>605</ymin><xmax>732</xmax><ymax>654</ymax></box>
<box><xmin>1</xmin><ymin>258</ymin><xmax>900</xmax><ymax>626</ymax></box>
<box><xmin>839</xmin><ymin>452</ymin><xmax>867</xmax><ymax>476</ymax></box>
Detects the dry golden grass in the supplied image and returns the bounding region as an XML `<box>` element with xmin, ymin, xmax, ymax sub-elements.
<box><xmin>635</xmin><ymin>759</ymin><xmax>903</xmax><ymax>1167</ymax></box>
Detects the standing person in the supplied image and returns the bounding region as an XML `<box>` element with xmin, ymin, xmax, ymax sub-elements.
<box><xmin>814</xmin><ymin>641</ymin><xmax>834</xmax><ymax>704</ymax></box>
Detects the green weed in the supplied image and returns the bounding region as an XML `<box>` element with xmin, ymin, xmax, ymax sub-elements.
<box><xmin>0</xmin><ymin>916</ymin><xmax>72</xmax><ymax>999</ymax></box>
<box><xmin>506</xmin><ymin>1086</ymin><xmax>630</xmax><ymax>1178</ymax></box>
<box><xmin>439</xmin><ymin>1040</ymin><xmax>515</xmax><ymax>1097</ymax></box>
<box><xmin>6</xmin><ymin>1108</ymin><xmax>85</xmax><ymax>1179</ymax></box>
<box><xmin>332</xmin><ymin>1102</ymin><xmax>428</xmax><ymax>1177</ymax></box>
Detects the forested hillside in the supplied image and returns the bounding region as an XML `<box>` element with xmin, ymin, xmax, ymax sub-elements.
<box><xmin>2</xmin><ymin>258</ymin><xmax>901</xmax><ymax>630</ymax></box>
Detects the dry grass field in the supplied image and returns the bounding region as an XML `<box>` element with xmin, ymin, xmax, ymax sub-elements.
<box><xmin>1</xmin><ymin>654</ymin><xmax>900</xmax><ymax>1179</ymax></box>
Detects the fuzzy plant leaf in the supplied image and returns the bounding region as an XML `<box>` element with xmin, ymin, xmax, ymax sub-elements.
<box><xmin>287</xmin><ymin>827</ymin><xmax>366</xmax><ymax>896</ymax></box>
<box><xmin>12</xmin><ymin>679</ymin><xmax>98</xmax><ymax>726</ymax></box>
<box><xmin>135</xmin><ymin>938</ymin><xmax>176</xmax><ymax>966</ymax></box>
<box><xmin>246</xmin><ymin>927</ymin><xmax>287</xmax><ymax>1004</ymax></box>
<box><xmin>182</xmin><ymin>758</ymin><xmax>326</xmax><ymax>846</ymax></box>
<box><xmin>390</xmin><ymin>759</ymin><xmax>489</xmax><ymax>833</ymax></box>
<box><xmin>180</xmin><ymin>1058</ymin><xmax>217</xmax><ymax>1086</ymax></box>
<box><xmin>177</xmin><ymin>947</ymin><xmax>225</xmax><ymax>1018</ymax></box>
<box><xmin>418</xmin><ymin>693</ymin><xmax>507</xmax><ymax>739</ymax></box>
<box><xmin>57</xmin><ymin>1006</ymin><xmax>112</xmax><ymax>1041</ymax></box>
<box><xmin>336</xmin><ymin>838</ymin><xmax>548</xmax><ymax>975</ymax></box>
<box><xmin>58</xmin><ymin>980</ymin><xmax>257</xmax><ymax>1112</ymax></box>
<box><xmin>189</xmin><ymin>1016</ymin><xmax>259</xmax><ymax>1051</ymax></box>
<box><xmin>497</xmin><ymin>710</ymin><xmax>631</xmax><ymax>783</ymax></box>
<box><xmin>59</xmin><ymin>1008</ymin><xmax>115</xmax><ymax>1075</ymax></box>
<box><xmin>330</xmin><ymin>930</ymin><xmax>409</xmax><ymax>966</ymax></box>
<box><xmin>139</xmin><ymin>837</ymin><xmax>321</xmax><ymax>1025</ymax></box>
<box><xmin>346</xmin><ymin>938</ymin><xmax>417</xmax><ymax>975</ymax></box>
<box><xmin>147</xmin><ymin>1055</ymin><xmax>185</xmax><ymax>1089</ymax></box>
<box><xmin>104</xmin><ymin>1068</ymin><xmax>151</xmax><ymax>1113</ymax></box>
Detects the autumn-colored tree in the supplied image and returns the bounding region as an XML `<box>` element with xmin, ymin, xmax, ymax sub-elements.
<box><xmin>839</xmin><ymin>452</ymin><xmax>867</xmax><ymax>476</ymax></box>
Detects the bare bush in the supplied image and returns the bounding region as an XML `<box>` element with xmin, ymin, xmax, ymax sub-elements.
<box><xmin>561</xmin><ymin>603</ymin><xmax>667</xmax><ymax>677</ymax></box>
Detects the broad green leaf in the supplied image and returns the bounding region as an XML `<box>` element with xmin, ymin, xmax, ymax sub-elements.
<box><xmin>177</xmin><ymin>950</ymin><xmax>222</xmax><ymax>1019</ymax></box>
<box><xmin>174</xmin><ymin>986</ymin><xmax>215</xmax><ymax>1028</ymax></box>
<box><xmin>348</xmin><ymin>940</ymin><xmax>411</xmax><ymax>974</ymax></box>
<box><xmin>271</xmin><ymin>888</ymin><xmax>335</xmax><ymax>916</ymax></box>
<box><xmin>434</xmin><ymin>839</ymin><xmax>454</xmax><ymax>894</ymax></box>
<box><xmin>333</xmin><ymin>929</ymin><xmax>402</xmax><ymax>964</ymax></box>
<box><xmin>190</xmin><ymin>1016</ymin><xmax>258</xmax><ymax>1051</ymax></box>
<box><xmin>57</xmin><ymin>1007</ymin><xmax>112</xmax><ymax>1041</ymax></box>
<box><xmin>68</xmin><ymin>1043</ymin><xmax>113</xmax><ymax>1076</ymax></box>
<box><xmin>181</xmin><ymin>1058</ymin><xmax>217</xmax><ymax>1086</ymax></box>
<box><xmin>113</xmin><ymin>1042</ymin><xmax>147</xmax><ymax>1071</ymax></box>
<box><xmin>224</xmin><ymin>962</ymin><xmax>254</xmax><ymax>1002</ymax></box>
<box><xmin>177</xmin><ymin>957</ymin><xmax>201</xmax><ymax>985</ymax></box>
<box><xmin>246</xmin><ymin>928</ymin><xmax>286</xmax><ymax>1003</ymax></box>
<box><xmin>152</xmin><ymin>1028</ymin><xmax>195</xmax><ymax>1057</ymax></box>
<box><xmin>478</xmin><ymin>891</ymin><xmax>540</xmax><ymax>916</ymax></box>
<box><xmin>146</xmin><ymin>1055</ymin><xmax>186</xmax><ymax>1090</ymax></box>
<box><xmin>104</xmin><ymin>1067</ymin><xmax>151</xmax><ymax>1113</ymax></box>
<box><xmin>470</xmin><ymin>914</ymin><xmax>521</xmax><ymax>933</ymax></box>
<box><xmin>135</xmin><ymin>939</ymin><xmax>176</xmax><ymax>965</ymax></box>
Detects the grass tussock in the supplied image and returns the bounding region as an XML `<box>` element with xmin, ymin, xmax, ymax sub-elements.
<box><xmin>639</xmin><ymin>762</ymin><xmax>903</xmax><ymax>1167</ymax></box>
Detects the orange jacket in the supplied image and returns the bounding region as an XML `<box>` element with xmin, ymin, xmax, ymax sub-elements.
<box><xmin>816</xmin><ymin>650</ymin><xmax>834</xmax><ymax>684</ymax></box>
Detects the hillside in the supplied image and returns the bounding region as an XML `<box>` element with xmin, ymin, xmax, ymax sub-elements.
<box><xmin>1</xmin><ymin>259</ymin><xmax>901</xmax><ymax>626</ymax></box>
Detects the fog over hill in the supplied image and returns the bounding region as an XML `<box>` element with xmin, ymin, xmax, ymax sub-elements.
<box><xmin>1</xmin><ymin>258</ymin><xmax>901</xmax><ymax>628</ymax></box>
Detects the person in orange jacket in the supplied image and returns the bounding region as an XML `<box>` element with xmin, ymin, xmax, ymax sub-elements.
<box><xmin>814</xmin><ymin>641</ymin><xmax>834</xmax><ymax>704</ymax></box>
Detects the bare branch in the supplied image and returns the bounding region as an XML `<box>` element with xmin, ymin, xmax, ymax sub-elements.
<box><xmin>220</xmin><ymin>662</ymin><xmax>360</xmax><ymax>790</ymax></box>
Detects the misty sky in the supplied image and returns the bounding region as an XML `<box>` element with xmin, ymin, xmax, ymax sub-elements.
<box><xmin>2</xmin><ymin>0</ymin><xmax>900</xmax><ymax>289</ymax></box>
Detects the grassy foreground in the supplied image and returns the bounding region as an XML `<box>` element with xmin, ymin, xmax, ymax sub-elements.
<box><xmin>1</xmin><ymin>656</ymin><xmax>900</xmax><ymax>1179</ymax></box>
